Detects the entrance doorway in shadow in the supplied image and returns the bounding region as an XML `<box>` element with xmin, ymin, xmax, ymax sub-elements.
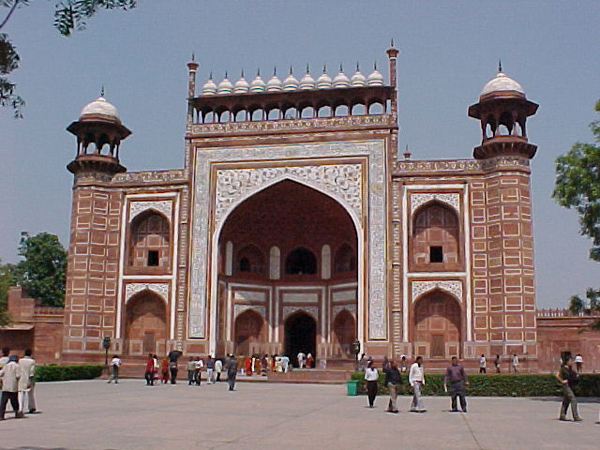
<box><xmin>284</xmin><ymin>312</ymin><xmax>316</xmax><ymax>367</ymax></box>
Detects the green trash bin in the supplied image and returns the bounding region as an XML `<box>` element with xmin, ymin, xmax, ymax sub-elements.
<box><xmin>347</xmin><ymin>379</ymin><xmax>358</xmax><ymax>396</ymax></box>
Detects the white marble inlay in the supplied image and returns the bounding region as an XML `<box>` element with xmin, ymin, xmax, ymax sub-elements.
<box><xmin>129</xmin><ymin>201</ymin><xmax>172</xmax><ymax>221</ymax></box>
<box><xmin>125</xmin><ymin>283</ymin><xmax>169</xmax><ymax>302</ymax></box>
<box><xmin>234</xmin><ymin>304</ymin><xmax>266</xmax><ymax>319</ymax></box>
<box><xmin>411</xmin><ymin>280</ymin><xmax>463</xmax><ymax>303</ymax></box>
<box><xmin>282</xmin><ymin>292</ymin><xmax>319</xmax><ymax>303</ymax></box>
<box><xmin>283</xmin><ymin>306</ymin><xmax>319</xmax><ymax>321</ymax></box>
<box><xmin>332</xmin><ymin>290</ymin><xmax>357</xmax><ymax>302</ymax></box>
<box><xmin>233</xmin><ymin>290</ymin><xmax>266</xmax><ymax>302</ymax></box>
<box><xmin>410</xmin><ymin>193</ymin><xmax>460</xmax><ymax>214</ymax></box>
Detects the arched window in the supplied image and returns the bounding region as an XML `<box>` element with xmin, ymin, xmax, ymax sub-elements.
<box><xmin>129</xmin><ymin>211</ymin><xmax>170</xmax><ymax>270</ymax></box>
<box><xmin>285</xmin><ymin>247</ymin><xmax>317</xmax><ymax>275</ymax></box>
<box><xmin>236</xmin><ymin>244</ymin><xmax>266</xmax><ymax>275</ymax></box>
<box><xmin>412</xmin><ymin>201</ymin><xmax>460</xmax><ymax>270</ymax></box>
<box><xmin>334</xmin><ymin>243</ymin><xmax>357</xmax><ymax>274</ymax></box>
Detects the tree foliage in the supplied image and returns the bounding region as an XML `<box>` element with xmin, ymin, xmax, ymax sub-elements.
<box><xmin>553</xmin><ymin>100</ymin><xmax>600</xmax><ymax>328</ymax></box>
<box><xmin>0</xmin><ymin>259</ymin><xmax>16</xmax><ymax>326</ymax></box>
<box><xmin>0</xmin><ymin>0</ymin><xmax>137</xmax><ymax>117</ymax></box>
<box><xmin>13</xmin><ymin>232</ymin><xmax>67</xmax><ymax>307</ymax></box>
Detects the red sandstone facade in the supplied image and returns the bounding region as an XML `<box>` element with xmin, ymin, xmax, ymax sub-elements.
<box><xmin>3</xmin><ymin>47</ymin><xmax>598</xmax><ymax>372</ymax></box>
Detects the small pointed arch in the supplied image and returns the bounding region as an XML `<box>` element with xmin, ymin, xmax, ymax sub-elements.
<box><xmin>285</xmin><ymin>246</ymin><xmax>317</xmax><ymax>275</ymax></box>
<box><xmin>498</xmin><ymin>111</ymin><xmax>514</xmax><ymax>135</ymax></box>
<box><xmin>236</xmin><ymin>244</ymin><xmax>266</xmax><ymax>275</ymax></box>
<box><xmin>367</xmin><ymin>99</ymin><xmax>385</xmax><ymax>114</ymax></box>
<box><xmin>334</xmin><ymin>243</ymin><xmax>357</xmax><ymax>274</ymax></box>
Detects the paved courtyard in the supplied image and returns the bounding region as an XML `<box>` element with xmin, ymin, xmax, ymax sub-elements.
<box><xmin>1</xmin><ymin>379</ymin><xmax>598</xmax><ymax>450</ymax></box>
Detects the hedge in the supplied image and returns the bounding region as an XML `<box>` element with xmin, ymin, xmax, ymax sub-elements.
<box><xmin>35</xmin><ymin>364</ymin><xmax>104</xmax><ymax>382</ymax></box>
<box><xmin>349</xmin><ymin>372</ymin><xmax>600</xmax><ymax>397</ymax></box>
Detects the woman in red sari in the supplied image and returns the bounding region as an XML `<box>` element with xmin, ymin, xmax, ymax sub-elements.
<box><xmin>161</xmin><ymin>357</ymin><xmax>169</xmax><ymax>384</ymax></box>
<box><xmin>244</xmin><ymin>356</ymin><xmax>252</xmax><ymax>375</ymax></box>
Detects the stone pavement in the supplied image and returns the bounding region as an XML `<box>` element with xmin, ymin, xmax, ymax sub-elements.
<box><xmin>1</xmin><ymin>379</ymin><xmax>598</xmax><ymax>450</ymax></box>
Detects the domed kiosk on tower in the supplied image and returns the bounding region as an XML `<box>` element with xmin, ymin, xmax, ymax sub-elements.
<box><xmin>66</xmin><ymin>93</ymin><xmax>131</xmax><ymax>178</ymax></box>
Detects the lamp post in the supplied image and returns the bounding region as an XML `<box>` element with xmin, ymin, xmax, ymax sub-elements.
<box><xmin>102</xmin><ymin>336</ymin><xmax>111</xmax><ymax>375</ymax></box>
<box><xmin>351</xmin><ymin>339</ymin><xmax>361</xmax><ymax>371</ymax></box>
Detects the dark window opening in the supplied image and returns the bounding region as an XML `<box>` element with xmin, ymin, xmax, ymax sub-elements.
<box><xmin>285</xmin><ymin>247</ymin><xmax>317</xmax><ymax>275</ymax></box>
<box><xmin>239</xmin><ymin>257</ymin><xmax>251</xmax><ymax>272</ymax></box>
<box><xmin>147</xmin><ymin>250</ymin><xmax>159</xmax><ymax>266</ymax></box>
<box><xmin>430</xmin><ymin>246</ymin><xmax>443</xmax><ymax>263</ymax></box>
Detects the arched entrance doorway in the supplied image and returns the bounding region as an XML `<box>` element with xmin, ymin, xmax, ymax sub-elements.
<box><xmin>284</xmin><ymin>312</ymin><xmax>316</xmax><ymax>367</ymax></box>
<box><xmin>413</xmin><ymin>290</ymin><xmax>462</xmax><ymax>358</ymax></box>
<box><xmin>125</xmin><ymin>291</ymin><xmax>167</xmax><ymax>355</ymax></box>
<box><xmin>333</xmin><ymin>310</ymin><xmax>356</xmax><ymax>358</ymax></box>
<box><xmin>234</xmin><ymin>310</ymin><xmax>265</xmax><ymax>356</ymax></box>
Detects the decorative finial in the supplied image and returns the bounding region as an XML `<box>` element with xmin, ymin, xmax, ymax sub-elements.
<box><xmin>403</xmin><ymin>144</ymin><xmax>411</xmax><ymax>159</ymax></box>
<box><xmin>356</xmin><ymin>62</ymin><xmax>360</xmax><ymax>71</ymax></box>
<box><xmin>339</xmin><ymin>63</ymin><xmax>343</xmax><ymax>72</ymax></box>
<box><xmin>209</xmin><ymin>71</ymin><xmax>213</xmax><ymax>80</ymax></box>
<box><xmin>289</xmin><ymin>65</ymin><xmax>293</xmax><ymax>75</ymax></box>
<box><xmin>225</xmin><ymin>70</ymin><xmax>228</xmax><ymax>78</ymax></box>
<box><xmin>100</xmin><ymin>85</ymin><xmax>105</xmax><ymax>97</ymax></box>
<box><xmin>323</xmin><ymin>64</ymin><xmax>327</xmax><ymax>73</ymax></box>
<box><xmin>374</xmin><ymin>61</ymin><xmax>378</xmax><ymax>70</ymax></box>
<box><xmin>306</xmin><ymin>63</ymin><xmax>310</xmax><ymax>74</ymax></box>
<box><xmin>257</xmin><ymin>68</ymin><xmax>260</xmax><ymax>76</ymax></box>
<box><xmin>191</xmin><ymin>52</ymin><xmax>195</xmax><ymax>61</ymax></box>
<box><xmin>241</xmin><ymin>69</ymin><xmax>244</xmax><ymax>78</ymax></box>
<box><xmin>391</xmin><ymin>38</ymin><xmax>395</xmax><ymax>47</ymax></box>
<box><xmin>273</xmin><ymin>66</ymin><xmax>277</xmax><ymax>76</ymax></box>
<box><xmin>498</xmin><ymin>59</ymin><xmax>503</xmax><ymax>73</ymax></box>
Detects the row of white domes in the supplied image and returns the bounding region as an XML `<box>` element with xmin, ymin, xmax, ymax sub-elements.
<box><xmin>201</xmin><ymin>66</ymin><xmax>385</xmax><ymax>95</ymax></box>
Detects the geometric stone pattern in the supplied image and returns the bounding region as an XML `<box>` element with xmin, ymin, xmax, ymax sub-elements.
<box><xmin>129</xmin><ymin>200</ymin><xmax>172</xmax><ymax>222</ymax></box>
<box><xmin>410</xmin><ymin>192</ymin><xmax>460</xmax><ymax>214</ymax></box>
<box><xmin>125</xmin><ymin>283</ymin><xmax>169</xmax><ymax>302</ymax></box>
<box><xmin>411</xmin><ymin>280</ymin><xmax>463</xmax><ymax>303</ymax></box>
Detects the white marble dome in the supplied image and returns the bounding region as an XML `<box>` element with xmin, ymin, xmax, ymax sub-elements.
<box><xmin>250</xmin><ymin>73</ymin><xmax>266</xmax><ymax>93</ymax></box>
<box><xmin>299</xmin><ymin>70</ymin><xmax>316</xmax><ymax>90</ymax></box>
<box><xmin>316</xmin><ymin>69</ymin><xmax>332</xmax><ymax>89</ymax></box>
<box><xmin>283</xmin><ymin>70</ymin><xmax>299</xmax><ymax>91</ymax></box>
<box><xmin>217</xmin><ymin>74</ymin><xmax>233</xmax><ymax>94</ymax></box>
<box><xmin>367</xmin><ymin>66</ymin><xmax>384</xmax><ymax>86</ymax></box>
<box><xmin>233</xmin><ymin>73</ymin><xmax>250</xmax><ymax>94</ymax></box>
<box><xmin>267</xmin><ymin>72</ymin><xmax>283</xmax><ymax>92</ymax></box>
<box><xmin>79</xmin><ymin>96</ymin><xmax>121</xmax><ymax>123</ymax></box>
<box><xmin>480</xmin><ymin>71</ymin><xmax>525</xmax><ymax>97</ymax></box>
<box><xmin>332</xmin><ymin>68</ymin><xmax>350</xmax><ymax>88</ymax></box>
<box><xmin>202</xmin><ymin>76</ymin><xmax>218</xmax><ymax>96</ymax></box>
<box><xmin>351</xmin><ymin>67</ymin><xmax>367</xmax><ymax>87</ymax></box>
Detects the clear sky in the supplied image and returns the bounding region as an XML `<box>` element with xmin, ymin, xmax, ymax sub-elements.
<box><xmin>1</xmin><ymin>1</ymin><xmax>599</xmax><ymax>308</ymax></box>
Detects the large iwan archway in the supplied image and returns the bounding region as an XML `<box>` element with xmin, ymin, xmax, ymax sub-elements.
<box><xmin>412</xmin><ymin>290</ymin><xmax>462</xmax><ymax>358</ymax></box>
<box><xmin>125</xmin><ymin>291</ymin><xmax>167</xmax><ymax>355</ymax></box>
<box><xmin>213</xmin><ymin>179</ymin><xmax>359</xmax><ymax>360</ymax></box>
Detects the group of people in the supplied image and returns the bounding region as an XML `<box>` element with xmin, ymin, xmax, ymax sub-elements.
<box><xmin>362</xmin><ymin>354</ymin><xmax>586</xmax><ymax>422</ymax></box>
<box><xmin>478</xmin><ymin>353</ymin><xmax>521</xmax><ymax>374</ymax></box>
<box><xmin>238</xmin><ymin>352</ymin><xmax>314</xmax><ymax>375</ymax></box>
<box><xmin>0</xmin><ymin>347</ymin><xmax>37</xmax><ymax>420</ymax></box>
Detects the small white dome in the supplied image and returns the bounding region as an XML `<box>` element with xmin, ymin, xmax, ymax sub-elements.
<box><xmin>367</xmin><ymin>65</ymin><xmax>384</xmax><ymax>86</ymax></box>
<box><xmin>351</xmin><ymin>67</ymin><xmax>367</xmax><ymax>87</ymax></box>
<box><xmin>267</xmin><ymin>71</ymin><xmax>283</xmax><ymax>92</ymax></box>
<box><xmin>316</xmin><ymin>68</ymin><xmax>332</xmax><ymax>89</ymax></box>
<box><xmin>233</xmin><ymin>73</ymin><xmax>250</xmax><ymax>94</ymax></box>
<box><xmin>250</xmin><ymin>73</ymin><xmax>266</xmax><ymax>93</ymax></box>
<box><xmin>201</xmin><ymin>75</ymin><xmax>217</xmax><ymax>96</ymax></box>
<box><xmin>79</xmin><ymin>96</ymin><xmax>121</xmax><ymax>123</ymax></box>
<box><xmin>332</xmin><ymin>68</ymin><xmax>350</xmax><ymax>88</ymax></box>
<box><xmin>299</xmin><ymin>69</ymin><xmax>316</xmax><ymax>90</ymax></box>
<box><xmin>480</xmin><ymin>71</ymin><xmax>524</xmax><ymax>97</ymax></box>
<box><xmin>283</xmin><ymin>69</ymin><xmax>299</xmax><ymax>91</ymax></box>
<box><xmin>217</xmin><ymin>74</ymin><xmax>233</xmax><ymax>94</ymax></box>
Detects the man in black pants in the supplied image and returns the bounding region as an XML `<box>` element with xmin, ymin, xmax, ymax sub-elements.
<box><xmin>225</xmin><ymin>354</ymin><xmax>238</xmax><ymax>391</ymax></box>
<box><xmin>443</xmin><ymin>356</ymin><xmax>468</xmax><ymax>413</ymax></box>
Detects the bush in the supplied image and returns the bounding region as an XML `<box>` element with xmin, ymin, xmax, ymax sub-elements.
<box><xmin>349</xmin><ymin>372</ymin><xmax>600</xmax><ymax>397</ymax></box>
<box><xmin>35</xmin><ymin>364</ymin><xmax>104</xmax><ymax>382</ymax></box>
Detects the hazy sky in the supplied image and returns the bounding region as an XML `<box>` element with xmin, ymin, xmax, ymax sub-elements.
<box><xmin>1</xmin><ymin>1</ymin><xmax>599</xmax><ymax>307</ymax></box>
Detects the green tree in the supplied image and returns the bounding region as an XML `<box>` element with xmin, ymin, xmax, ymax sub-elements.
<box><xmin>1</xmin><ymin>0</ymin><xmax>137</xmax><ymax>117</ymax></box>
<box><xmin>553</xmin><ymin>100</ymin><xmax>600</xmax><ymax>328</ymax></box>
<box><xmin>13</xmin><ymin>232</ymin><xmax>67</xmax><ymax>307</ymax></box>
<box><xmin>0</xmin><ymin>259</ymin><xmax>16</xmax><ymax>326</ymax></box>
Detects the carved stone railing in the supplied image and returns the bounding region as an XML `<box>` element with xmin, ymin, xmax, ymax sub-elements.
<box><xmin>395</xmin><ymin>155</ymin><xmax>530</xmax><ymax>175</ymax></box>
<box><xmin>112</xmin><ymin>169</ymin><xmax>187</xmax><ymax>184</ymax></box>
<box><xmin>537</xmin><ymin>308</ymin><xmax>600</xmax><ymax>318</ymax></box>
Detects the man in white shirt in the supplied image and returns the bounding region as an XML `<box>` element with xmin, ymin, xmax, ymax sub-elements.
<box><xmin>479</xmin><ymin>354</ymin><xmax>487</xmax><ymax>374</ymax></box>
<box><xmin>0</xmin><ymin>355</ymin><xmax>22</xmax><ymax>419</ymax></box>
<box><xmin>574</xmin><ymin>354</ymin><xmax>583</xmax><ymax>373</ymax></box>
<box><xmin>409</xmin><ymin>356</ymin><xmax>426</xmax><ymax>412</ymax></box>
<box><xmin>18</xmin><ymin>349</ymin><xmax>36</xmax><ymax>414</ymax></box>
<box><xmin>0</xmin><ymin>346</ymin><xmax>9</xmax><ymax>369</ymax></box>
<box><xmin>510</xmin><ymin>354</ymin><xmax>519</xmax><ymax>374</ymax></box>
<box><xmin>297</xmin><ymin>352</ymin><xmax>306</xmax><ymax>369</ymax></box>
<box><xmin>107</xmin><ymin>355</ymin><xmax>122</xmax><ymax>383</ymax></box>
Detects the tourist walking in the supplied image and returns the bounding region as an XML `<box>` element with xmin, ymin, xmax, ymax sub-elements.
<box><xmin>382</xmin><ymin>356</ymin><xmax>391</xmax><ymax>371</ymax></box>
<box><xmin>145</xmin><ymin>354</ymin><xmax>156</xmax><ymax>386</ymax></box>
<box><xmin>168</xmin><ymin>350</ymin><xmax>181</xmax><ymax>384</ymax></box>
<box><xmin>556</xmin><ymin>357</ymin><xmax>582</xmax><ymax>421</ymax></box>
<box><xmin>494</xmin><ymin>354</ymin><xmax>501</xmax><ymax>373</ymax></box>
<box><xmin>364</xmin><ymin>360</ymin><xmax>379</xmax><ymax>408</ymax></box>
<box><xmin>0</xmin><ymin>354</ymin><xmax>22</xmax><ymax>420</ymax></box>
<box><xmin>215</xmin><ymin>358</ymin><xmax>223</xmax><ymax>382</ymax></box>
<box><xmin>0</xmin><ymin>347</ymin><xmax>9</xmax><ymax>369</ymax></box>
<box><xmin>161</xmin><ymin>357</ymin><xmax>169</xmax><ymax>384</ymax></box>
<box><xmin>297</xmin><ymin>351</ymin><xmax>306</xmax><ymax>369</ymax></box>
<box><xmin>306</xmin><ymin>353</ymin><xmax>314</xmax><ymax>369</ymax></box>
<box><xmin>409</xmin><ymin>356</ymin><xmax>426</xmax><ymax>413</ymax></box>
<box><xmin>574</xmin><ymin>354</ymin><xmax>583</xmax><ymax>373</ymax></box>
<box><xmin>399</xmin><ymin>355</ymin><xmax>408</xmax><ymax>373</ymax></box>
<box><xmin>384</xmin><ymin>360</ymin><xmax>401</xmax><ymax>413</ymax></box>
<box><xmin>479</xmin><ymin>354</ymin><xmax>487</xmax><ymax>374</ymax></box>
<box><xmin>18</xmin><ymin>349</ymin><xmax>36</xmax><ymax>414</ymax></box>
<box><xmin>225</xmin><ymin>354</ymin><xmax>238</xmax><ymax>391</ymax></box>
<box><xmin>510</xmin><ymin>354</ymin><xmax>519</xmax><ymax>373</ymax></box>
<box><xmin>444</xmin><ymin>356</ymin><xmax>468</xmax><ymax>413</ymax></box>
<box><xmin>186</xmin><ymin>357</ymin><xmax>196</xmax><ymax>385</ymax></box>
<box><xmin>194</xmin><ymin>357</ymin><xmax>203</xmax><ymax>385</ymax></box>
<box><xmin>358</xmin><ymin>353</ymin><xmax>366</xmax><ymax>372</ymax></box>
<box><xmin>107</xmin><ymin>355</ymin><xmax>121</xmax><ymax>384</ymax></box>
<box><xmin>206</xmin><ymin>355</ymin><xmax>215</xmax><ymax>384</ymax></box>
